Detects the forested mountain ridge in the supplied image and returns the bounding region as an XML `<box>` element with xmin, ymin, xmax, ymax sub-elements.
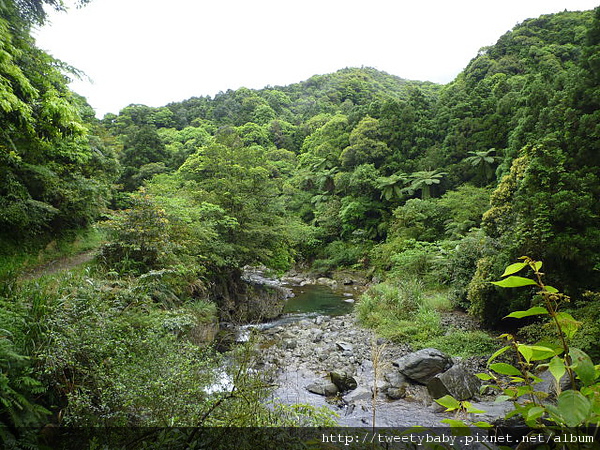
<box><xmin>2</xmin><ymin>0</ymin><xmax>600</xmax><ymax>438</ymax></box>
<box><xmin>97</xmin><ymin>9</ymin><xmax>599</xmax><ymax>303</ymax></box>
<box><xmin>160</xmin><ymin>67</ymin><xmax>441</xmax><ymax>130</ymax></box>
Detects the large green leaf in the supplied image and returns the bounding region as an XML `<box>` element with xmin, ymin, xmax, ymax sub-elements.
<box><xmin>435</xmin><ymin>394</ymin><xmax>460</xmax><ymax>411</ymax></box>
<box><xmin>555</xmin><ymin>390</ymin><xmax>591</xmax><ymax>427</ymax></box>
<box><xmin>491</xmin><ymin>276</ymin><xmax>538</xmax><ymax>288</ymax></box>
<box><xmin>526</xmin><ymin>406</ymin><xmax>545</xmax><ymax>421</ymax></box>
<box><xmin>570</xmin><ymin>348</ymin><xmax>597</xmax><ymax>386</ymax></box>
<box><xmin>505</xmin><ymin>306</ymin><xmax>548</xmax><ymax>319</ymax></box>
<box><xmin>548</xmin><ymin>356</ymin><xmax>566</xmax><ymax>384</ymax></box>
<box><xmin>475</xmin><ymin>373</ymin><xmax>494</xmax><ymax>381</ymax></box>
<box><xmin>489</xmin><ymin>363</ymin><xmax>522</xmax><ymax>376</ymax></box>
<box><xmin>462</xmin><ymin>401</ymin><xmax>485</xmax><ymax>414</ymax></box>
<box><xmin>517</xmin><ymin>344</ymin><xmax>556</xmax><ymax>363</ymax></box>
<box><xmin>555</xmin><ymin>312</ymin><xmax>582</xmax><ymax>339</ymax></box>
<box><xmin>501</xmin><ymin>262</ymin><xmax>527</xmax><ymax>277</ymax></box>
<box><xmin>487</xmin><ymin>345</ymin><xmax>511</xmax><ymax>364</ymax></box>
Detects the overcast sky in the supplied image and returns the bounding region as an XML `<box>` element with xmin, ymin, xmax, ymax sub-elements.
<box><xmin>33</xmin><ymin>0</ymin><xmax>599</xmax><ymax>118</ymax></box>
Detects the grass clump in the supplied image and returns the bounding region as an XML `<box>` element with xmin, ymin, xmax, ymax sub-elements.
<box><xmin>356</xmin><ymin>279</ymin><xmax>445</xmax><ymax>345</ymax></box>
<box><xmin>423</xmin><ymin>330</ymin><xmax>499</xmax><ymax>357</ymax></box>
<box><xmin>356</xmin><ymin>278</ymin><xmax>497</xmax><ymax>357</ymax></box>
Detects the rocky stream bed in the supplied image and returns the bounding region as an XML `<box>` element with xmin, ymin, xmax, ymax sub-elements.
<box><xmin>256</xmin><ymin>312</ymin><xmax>515</xmax><ymax>427</ymax></box>
<box><xmin>230</xmin><ymin>271</ymin><xmax>513</xmax><ymax>427</ymax></box>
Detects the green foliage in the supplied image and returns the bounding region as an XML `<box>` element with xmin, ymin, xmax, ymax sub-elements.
<box><xmin>0</xmin><ymin>300</ymin><xmax>49</xmax><ymax>429</ymax></box>
<box><xmin>356</xmin><ymin>279</ymin><xmax>445</xmax><ymax>344</ymax></box>
<box><xmin>424</xmin><ymin>331</ymin><xmax>499</xmax><ymax>358</ymax></box>
<box><xmin>0</xmin><ymin>1</ymin><xmax>116</xmax><ymax>246</ymax></box>
<box><xmin>568</xmin><ymin>291</ymin><xmax>600</xmax><ymax>362</ymax></box>
<box><xmin>464</xmin><ymin>148</ymin><xmax>499</xmax><ymax>185</ymax></box>
<box><xmin>405</xmin><ymin>170</ymin><xmax>447</xmax><ymax>199</ymax></box>
<box><xmin>389</xmin><ymin>199</ymin><xmax>449</xmax><ymax>242</ymax></box>
<box><xmin>28</xmin><ymin>271</ymin><xmax>223</xmax><ymax>427</ymax></box>
<box><xmin>339</xmin><ymin>115</ymin><xmax>389</xmax><ymax>169</ymax></box>
<box><xmin>371</xmin><ymin>238</ymin><xmax>449</xmax><ymax>289</ymax></box>
<box><xmin>437</xmin><ymin>184</ymin><xmax>492</xmax><ymax>238</ymax></box>
<box><xmin>118</xmin><ymin>124</ymin><xmax>168</xmax><ymax>191</ymax></box>
<box><xmin>311</xmin><ymin>239</ymin><xmax>370</xmax><ymax>273</ymax></box>
<box><xmin>376</xmin><ymin>172</ymin><xmax>408</xmax><ymax>201</ymax></box>
<box><xmin>4</xmin><ymin>3</ymin><xmax>600</xmax><ymax>436</ymax></box>
<box><xmin>176</xmin><ymin>138</ymin><xmax>298</xmax><ymax>271</ymax></box>
<box><xmin>100</xmin><ymin>191</ymin><xmax>179</xmax><ymax>274</ymax></box>
<box><xmin>480</xmin><ymin>258</ymin><xmax>600</xmax><ymax>429</ymax></box>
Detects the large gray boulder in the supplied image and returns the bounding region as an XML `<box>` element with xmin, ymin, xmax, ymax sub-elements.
<box><xmin>344</xmin><ymin>386</ymin><xmax>372</xmax><ymax>403</ymax></box>
<box><xmin>306</xmin><ymin>381</ymin><xmax>339</xmax><ymax>396</ymax></box>
<box><xmin>330</xmin><ymin>371</ymin><xmax>358</xmax><ymax>392</ymax></box>
<box><xmin>427</xmin><ymin>364</ymin><xmax>481</xmax><ymax>400</ymax></box>
<box><xmin>536</xmin><ymin>369</ymin><xmax>572</xmax><ymax>399</ymax></box>
<box><xmin>384</xmin><ymin>371</ymin><xmax>409</xmax><ymax>399</ymax></box>
<box><xmin>393</xmin><ymin>348</ymin><xmax>452</xmax><ymax>384</ymax></box>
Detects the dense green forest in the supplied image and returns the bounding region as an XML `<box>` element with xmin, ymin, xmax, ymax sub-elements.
<box><xmin>1</xmin><ymin>0</ymin><xmax>600</xmax><ymax>444</ymax></box>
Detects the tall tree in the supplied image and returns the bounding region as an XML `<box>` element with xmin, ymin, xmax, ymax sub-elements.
<box><xmin>376</xmin><ymin>172</ymin><xmax>408</xmax><ymax>201</ymax></box>
<box><xmin>405</xmin><ymin>170</ymin><xmax>446</xmax><ymax>199</ymax></box>
<box><xmin>464</xmin><ymin>148</ymin><xmax>499</xmax><ymax>184</ymax></box>
<box><xmin>0</xmin><ymin>0</ymin><xmax>112</xmax><ymax>240</ymax></box>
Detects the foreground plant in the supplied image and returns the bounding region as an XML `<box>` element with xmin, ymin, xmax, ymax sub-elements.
<box><xmin>436</xmin><ymin>257</ymin><xmax>600</xmax><ymax>441</ymax></box>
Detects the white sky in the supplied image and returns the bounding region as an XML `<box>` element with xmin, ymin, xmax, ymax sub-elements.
<box><xmin>33</xmin><ymin>0</ymin><xmax>599</xmax><ymax>118</ymax></box>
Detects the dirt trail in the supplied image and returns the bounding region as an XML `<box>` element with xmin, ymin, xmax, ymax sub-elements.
<box><xmin>20</xmin><ymin>249</ymin><xmax>97</xmax><ymax>281</ymax></box>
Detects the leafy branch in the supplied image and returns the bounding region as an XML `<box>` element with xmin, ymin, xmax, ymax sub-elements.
<box><xmin>436</xmin><ymin>257</ymin><xmax>600</xmax><ymax>438</ymax></box>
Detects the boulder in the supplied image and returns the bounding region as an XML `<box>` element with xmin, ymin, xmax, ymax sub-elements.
<box><xmin>536</xmin><ymin>369</ymin><xmax>572</xmax><ymax>398</ymax></box>
<box><xmin>384</xmin><ymin>370</ymin><xmax>408</xmax><ymax>388</ymax></box>
<box><xmin>330</xmin><ymin>371</ymin><xmax>358</xmax><ymax>392</ymax></box>
<box><xmin>427</xmin><ymin>364</ymin><xmax>481</xmax><ymax>401</ymax></box>
<box><xmin>306</xmin><ymin>381</ymin><xmax>339</xmax><ymax>397</ymax></box>
<box><xmin>311</xmin><ymin>329</ymin><xmax>324</xmax><ymax>343</ymax></box>
<box><xmin>383</xmin><ymin>371</ymin><xmax>408</xmax><ymax>399</ymax></box>
<box><xmin>386</xmin><ymin>385</ymin><xmax>407</xmax><ymax>400</ymax></box>
<box><xmin>393</xmin><ymin>348</ymin><xmax>452</xmax><ymax>384</ymax></box>
<box><xmin>283</xmin><ymin>339</ymin><xmax>297</xmax><ymax>350</ymax></box>
<box><xmin>344</xmin><ymin>386</ymin><xmax>372</xmax><ymax>403</ymax></box>
<box><xmin>316</xmin><ymin>277</ymin><xmax>338</xmax><ymax>288</ymax></box>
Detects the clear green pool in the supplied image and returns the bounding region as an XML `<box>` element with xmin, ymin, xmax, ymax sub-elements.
<box><xmin>283</xmin><ymin>284</ymin><xmax>354</xmax><ymax>316</ymax></box>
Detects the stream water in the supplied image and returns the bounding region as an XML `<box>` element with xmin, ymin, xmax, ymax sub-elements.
<box><xmin>284</xmin><ymin>284</ymin><xmax>354</xmax><ymax>316</ymax></box>
<box><xmin>218</xmin><ymin>281</ymin><xmax>507</xmax><ymax>429</ymax></box>
<box><xmin>236</xmin><ymin>283</ymin><xmax>354</xmax><ymax>342</ymax></box>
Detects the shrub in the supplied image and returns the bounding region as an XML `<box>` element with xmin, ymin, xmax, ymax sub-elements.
<box><xmin>371</xmin><ymin>238</ymin><xmax>448</xmax><ymax>285</ymax></box>
<box><xmin>311</xmin><ymin>240</ymin><xmax>370</xmax><ymax>273</ymax></box>
<box><xmin>0</xmin><ymin>288</ymin><xmax>52</xmax><ymax>434</ymax></box>
<box><xmin>100</xmin><ymin>191</ymin><xmax>178</xmax><ymax>274</ymax></box>
<box><xmin>389</xmin><ymin>198</ymin><xmax>449</xmax><ymax>242</ymax></box>
<box><xmin>444</xmin><ymin>229</ymin><xmax>489</xmax><ymax>309</ymax></box>
<box><xmin>38</xmin><ymin>276</ymin><xmax>223</xmax><ymax>426</ymax></box>
<box><xmin>569</xmin><ymin>292</ymin><xmax>600</xmax><ymax>362</ymax></box>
